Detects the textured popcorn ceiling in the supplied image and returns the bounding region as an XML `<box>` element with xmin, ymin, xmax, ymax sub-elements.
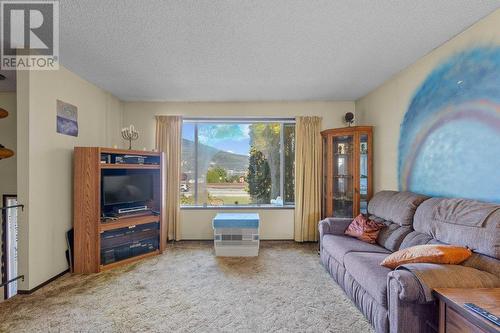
<box><xmin>59</xmin><ymin>1</ymin><xmax>500</xmax><ymax>101</ymax></box>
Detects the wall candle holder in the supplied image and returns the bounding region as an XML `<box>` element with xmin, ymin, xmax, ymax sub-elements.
<box><xmin>0</xmin><ymin>144</ymin><xmax>14</xmax><ymax>159</ymax></box>
<box><xmin>0</xmin><ymin>108</ymin><xmax>14</xmax><ymax>160</ymax></box>
<box><xmin>121</xmin><ymin>125</ymin><xmax>139</xmax><ymax>150</ymax></box>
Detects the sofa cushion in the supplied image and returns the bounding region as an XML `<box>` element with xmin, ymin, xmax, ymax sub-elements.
<box><xmin>322</xmin><ymin>250</ymin><xmax>390</xmax><ymax>333</ymax></box>
<box><xmin>413</xmin><ymin>198</ymin><xmax>500</xmax><ymax>258</ymax></box>
<box><xmin>322</xmin><ymin>234</ymin><xmax>390</xmax><ymax>266</ymax></box>
<box><xmin>376</xmin><ymin>222</ymin><xmax>413</xmax><ymax>252</ymax></box>
<box><xmin>344</xmin><ymin>252</ymin><xmax>392</xmax><ymax>307</ymax></box>
<box><xmin>462</xmin><ymin>253</ymin><xmax>500</xmax><ymax>278</ymax></box>
<box><xmin>368</xmin><ymin>191</ymin><xmax>428</xmax><ymax>226</ymax></box>
<box><xmin>400</xmin><ymin>231</ymin><xmax>435</xmax><ymax>249</ymax></box>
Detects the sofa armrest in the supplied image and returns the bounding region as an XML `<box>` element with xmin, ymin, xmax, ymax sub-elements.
<box><xmin>318</xmin><ymin>217</ymin><xmax>352</xmax><ymax>239</ymax></box>
<box><xmin>395</xmin><ymin>263</ymin><xmax>500</xmax><ymax>303</ymax></box>
<box><xmin>387</xmin><ymin>269</ymin><xmax>427</xmax><ymax>303</ymax></box>
<box><xmin>387</xmin><ymin>270</ymin><xmax>438</xmax><ymax>333</ymax></box>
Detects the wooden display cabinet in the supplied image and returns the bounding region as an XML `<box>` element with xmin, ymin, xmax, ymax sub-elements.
<box><xmin>73</xmin><ymin>147</ymin><xmax>165</xmax><ymax>273</ymax></box>
<box><xmin>321</xmin><ymin>126</ymin><xmax>373</xmax><ymax>218</ymax></box>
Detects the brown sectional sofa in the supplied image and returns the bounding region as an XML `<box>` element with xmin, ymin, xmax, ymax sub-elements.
<box><xmin>319</xmin><ymin>191</ymin><xmax>500</xmax><ymax>333</ymax></box>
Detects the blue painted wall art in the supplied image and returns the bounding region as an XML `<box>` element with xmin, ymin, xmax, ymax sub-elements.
<box><xmin>56</xmin><ymin>99</ymin><xmax>78</xmax><ymax>137</ymax></box>
<box><xmin>398</xmin><ymin>46</ymin><xmax>500</xmax><ymax>203</ymax></box>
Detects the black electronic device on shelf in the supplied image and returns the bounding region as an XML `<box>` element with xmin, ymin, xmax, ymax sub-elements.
<box><xmin>101</xmin><ymin>173</ymin><xmax>154</xmax><ymax>215</ymax></box>
<box><xmin>116</xmin><ymin>155</ymin><xmax>146</xmax><ymax>164</ymax></box>
<box><xmin>100</xmin><ymin>222</ymin><xmax>160</xmax><ymax>265</ymax></box>
<box><xmin>106</xmin><ymin>153</ymin><xmax>160</xmax><ymax>165</ymax></box>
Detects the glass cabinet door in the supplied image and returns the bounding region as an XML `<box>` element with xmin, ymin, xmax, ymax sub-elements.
<box><xmin>322</xmin><ymin>127</ymin><xmax>372</xmax><ymax>219</ymax></box>
<box><xmin>359</xmin><ymin>133</ymin><xmax>369</xmax><ymax>215</ymax></box>
<box><xmin>332</xmin><ymin>135</ymin><xmax>354</xmax><ymax>217</ymax></box>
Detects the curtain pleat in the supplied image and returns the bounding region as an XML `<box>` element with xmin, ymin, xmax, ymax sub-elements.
<box><xmin>294</xmin><ymin>116</ymin><xmax>322</xmax><ymax>242</ymax></box>
<box><xmin>155</xmin><ymin>115</ymin><xmax>182</xmax><ymax>241</ymax></box>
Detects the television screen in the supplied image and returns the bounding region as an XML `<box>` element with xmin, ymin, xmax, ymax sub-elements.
<box><xmin>102</xmin><ymin>174</ymin><xmax>154</xmax><ymax>206</ymax></box>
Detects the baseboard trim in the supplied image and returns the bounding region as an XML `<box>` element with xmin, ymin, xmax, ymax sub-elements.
<box><xmin>17</xmin><ymin>269</ymin><xmax>69</xmax><ymax>295</ymax></box>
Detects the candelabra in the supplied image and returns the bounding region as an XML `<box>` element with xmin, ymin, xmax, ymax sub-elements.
<box><xmin>121</xmin><ymin>125</ymin><xmax>139</xmax><ymax>150</ymax></box>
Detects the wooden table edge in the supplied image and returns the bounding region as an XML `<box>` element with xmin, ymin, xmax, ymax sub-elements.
<box><xmin>434</xmin><ymin>288</ymin><xmax>500</xmax><ymax>333</ymax></box>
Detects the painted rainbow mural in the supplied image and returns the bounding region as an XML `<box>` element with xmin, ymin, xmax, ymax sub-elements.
<box><xmin>398</xmin><ymin>46</ymin><xmax>500</xmax><ymax>203</ymax></box>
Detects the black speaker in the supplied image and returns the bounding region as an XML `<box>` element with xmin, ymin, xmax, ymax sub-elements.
<box><xmin>344</xmin><ymin>112</ymin><xmax>354</xmax><ymax>126</ymax></box>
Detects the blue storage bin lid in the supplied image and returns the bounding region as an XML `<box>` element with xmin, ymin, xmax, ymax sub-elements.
<box><xmin>213</xmin><ymin>213</ymin><xmax>260</xmax><ymax>229</ymax></box>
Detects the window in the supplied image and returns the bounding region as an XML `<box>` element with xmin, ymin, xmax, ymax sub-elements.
<box><xmin>181</xmin><ymin>119</ymin><xmax>295</xmax><ymax>207</ymax></box>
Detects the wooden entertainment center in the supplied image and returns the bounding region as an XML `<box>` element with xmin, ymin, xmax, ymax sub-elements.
<box><xmin>73</xmin><ymin>147</ymin><xmax>165</xmax><ymax>273</ymax></box>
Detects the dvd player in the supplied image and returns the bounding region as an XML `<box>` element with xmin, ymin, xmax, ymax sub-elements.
<box><xmin>101</xmin><ymin>238</ymin><xmax>158</xmax><ymax>265</ymax></box>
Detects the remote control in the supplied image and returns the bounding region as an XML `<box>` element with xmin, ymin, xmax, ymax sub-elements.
<box><xmin>464</xmin><ymin>303</ymin><xmax>500</xmax><ymax>327</ymax></box>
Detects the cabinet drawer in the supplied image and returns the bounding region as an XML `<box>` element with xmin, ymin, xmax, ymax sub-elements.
<box><xmin>446</xmin><ymin>306</ymin><xmax>488</xmax><ymax>333</ymax></box>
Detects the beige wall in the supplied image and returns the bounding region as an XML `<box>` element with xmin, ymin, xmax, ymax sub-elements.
<box><xmin>16</xmin><ymin>65</ymin><xmax>123</xmax><ymax>290</ymax></box>
<box><xmin>123</xmin><ymin>101</ymin><xmax>354</xmax><ymax>239</ymax></box>
<box><xmin>181</xmin><ymin>209</ymin><xmax>294</xmax><ymax>240</ymax></box>
<box><xmin>356</xmin><ymin>9</ymin><xmax>500</xmax><ymax>193</ymax></box>
<box><xmin>123</xmin><ymin>101</ymin><xmax>354</xmax><ymax>149</ymax></box>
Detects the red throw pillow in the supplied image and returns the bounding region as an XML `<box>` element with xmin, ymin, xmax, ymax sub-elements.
<box><xmin>345</xmin><ymin>214</ymin><xmax>385</xmax><ymax>244</ymax></box>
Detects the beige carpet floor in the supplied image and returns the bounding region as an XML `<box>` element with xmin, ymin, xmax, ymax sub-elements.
<box><xmin>0</xmin><ymin>241</ymin><xmax>374</xmax><ymax>333</ymax></box>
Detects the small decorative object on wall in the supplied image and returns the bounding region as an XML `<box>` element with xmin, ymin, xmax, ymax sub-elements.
<box><xmin>0</xmin><ymin>108</ymin><xmax>14</xmax><ymax>160</ymax></box>
<box><xmin>344</xmin><ymin>112</ymin><xmax>354</xmax><ymax>127</ymax></box>
<box><xmin>0</xmin><ymin>144</ymin><xmax>14</xmax><ymax>160</ymax></box>
<box><xmin>0</xmin><ymin>108</ymin><xmax>8</xmax><ymax>118</ymax></box>
<box><xmin>399</xmin><ymin>46</ymin><xmax>500</xmax><ymax>203</ymax></box>
<box><xmin>56</xmin><ymin>100</ymin><xmax>78</xmax><ymax>137</ymax></box>
<box><xmin>121</xmin><ymin>124</ymin><xmax>139</xmax><ymax>150</ymax></box>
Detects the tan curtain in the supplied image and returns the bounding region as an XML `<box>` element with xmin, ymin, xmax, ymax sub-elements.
<box><xmin>294</xmin><ymin>116</ymin><xmax>322</xmax><ymax>242</ymax></box>
<box><xmin>155</xmin><ymin>115</ymin><xmax>182</xmax><ymax>241</ymax></box>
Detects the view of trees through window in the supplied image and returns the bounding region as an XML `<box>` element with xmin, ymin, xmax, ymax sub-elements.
<box><xmin>181</xmin><ymin>120</ymin><xmax>295</xmax><ymax>206</ymax></box>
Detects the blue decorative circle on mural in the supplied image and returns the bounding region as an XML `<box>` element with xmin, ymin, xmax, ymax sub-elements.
<box><xmin>398</xmin><ymin>46</ymin><xmax>500</xmax><ymax>203</ymax></box>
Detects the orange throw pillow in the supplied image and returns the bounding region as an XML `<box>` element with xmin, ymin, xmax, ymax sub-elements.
<box><xmin>380</xmin><ymin>244</ymin><xmax>472</xmax><ymax>269</ymax></box>
<box><xmin>345</xmin><ymin>214</ymin><xmax>385</xmax><ymax>244</ymax></box>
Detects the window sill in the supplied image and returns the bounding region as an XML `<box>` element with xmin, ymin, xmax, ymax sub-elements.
<box><xmin>181</xmin><ymin>205</ymin><xmax>295</xmax><ymax>210</ymax></box>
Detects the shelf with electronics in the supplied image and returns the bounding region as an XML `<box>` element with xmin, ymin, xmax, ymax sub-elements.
<box><xmin>73</xmin><ymin>147</ymin><xmax>165</xmax><ymax>273</ymax></box>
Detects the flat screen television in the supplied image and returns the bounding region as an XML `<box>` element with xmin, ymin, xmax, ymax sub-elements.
<box><xmin>102</xmin><ymin>174</ymin><xmax>154</xmax><ymax>207</ymax></box>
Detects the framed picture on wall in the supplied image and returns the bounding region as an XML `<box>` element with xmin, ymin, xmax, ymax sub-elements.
<box><xmin>56</xmin><ymin>100</ymin><xmax>78</xmax><ymax>137</ymax></box>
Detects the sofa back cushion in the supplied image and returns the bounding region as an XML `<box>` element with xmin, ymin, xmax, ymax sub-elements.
<box><xmin>400</xmin><ymin>231</ymin><xmax>500</xmax><ymax>276</ymax></box>
<box><xmin>463</xmin><ymin>253</ymin><xmax>500</xmax><ymax>277</ymax></box>
<box><xmin>373</xmin><ymin>220</ymin><xmax>413</xmax><ymax>252</ymax></box>
<box><xmin>413</xmin><ymin>197</ymin><xmax>500</xmax><ymax>259</ymax></box>
<box><xmin>400</xmin><ymin>231</ymin><xmax>435</xmax><ymax>249</ymax></box>
<box><xmin>367</xmin><ymin>191</ymin><xmax>428</xmax><ymax>227</ymax></box>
